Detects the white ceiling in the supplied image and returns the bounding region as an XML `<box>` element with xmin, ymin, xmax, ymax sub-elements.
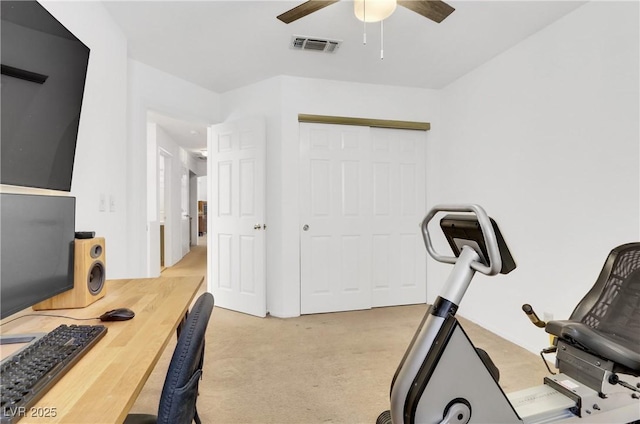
<box><xmin>103</xmin><ymin>0</ymin><xmax>586</xmax><ymax>153</ymax></box>
<box><xmin>148</xmin><ymin>111</ymin><xmax>209</xmax><ymax>157</ymax></box>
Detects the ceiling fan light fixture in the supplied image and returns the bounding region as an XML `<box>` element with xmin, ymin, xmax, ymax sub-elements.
<box><xmin>354</xmin><ymin>0</ymin><xmax>397</xmax><ymax>22</ymax></box>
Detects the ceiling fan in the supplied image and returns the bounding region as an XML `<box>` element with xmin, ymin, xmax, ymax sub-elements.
<box><xmin>277</xmin><ymin>0</ymin><xmax>455</xmax><ymax>25</ymax></box>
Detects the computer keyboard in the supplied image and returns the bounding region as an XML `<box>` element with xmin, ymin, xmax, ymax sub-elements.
<box><xmin>0</xmin><ymin>324</ymin><xmax>107</xmax><ymax>423</ymax></box>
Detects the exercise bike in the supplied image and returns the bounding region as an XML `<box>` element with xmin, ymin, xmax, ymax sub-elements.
<box><xmin>377</xmin><ymin>205</ymin><xmax>640</xmax><ymax>424</ymax></box>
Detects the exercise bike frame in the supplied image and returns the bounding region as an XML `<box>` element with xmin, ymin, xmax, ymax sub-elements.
<box><xmin>391</xmin><ymin>204</ymin><xmax>515</xmax><ymax>423</ymax></box>
<box><xmin>385</xmin><ymin>204</ymin><xmax>640</xmax><ymax>424</ymax></box>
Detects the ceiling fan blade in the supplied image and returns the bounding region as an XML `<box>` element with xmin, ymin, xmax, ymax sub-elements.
<box><xmin>277</xmin><ymin>0</ymin><xmax>340</xmax><ymax>24</ymax></box>
<box><xmin>397</xmin><ymin>0</ymin><xmax>455</xmax><ymax>23</ymax></box>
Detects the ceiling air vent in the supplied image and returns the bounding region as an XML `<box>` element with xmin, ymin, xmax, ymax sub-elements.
<box><xmin>291</xmin><ymin>36</ymin><xmax>341</xmax><ymax>53</ymax></box>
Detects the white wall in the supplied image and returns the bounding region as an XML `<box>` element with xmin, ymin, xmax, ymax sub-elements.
<box><xmin>5</xmin><ymin>3</ymin><xmax>220</xmax><ymax>280</ymax></box>
<box><xmin>127</xmin><ymin>60</ymin><xmax>220</xmax><ymax>277</ymax></box>
<box><xmin>39</xmin><ymin>1</ymin><xmax>129</xmax><ymax>279</ymax></box>
<box><xmin>197</xmin><ymin>176</ymin><xmax>208</xmax><ymax>202</ymax></box>
<box><xmin>222</xmin><ymin>76</ymin><xmax>440</xmax><ymax>317</ymax></box>
<box><xmin>189</xmin><ymin>172</ymin><xmax>198</xmax><ymax>245</ymax></box>
<box><xmin>38</xmin><ymin>0</ymin><xmax>639</xmax><ymax>357</ymax></box>
<box><xmin>435</xmin><ymin>1</ymin><xmax>640</xmax><ymax>353</ymax></box>
<box><xmin>12</xmin><ymin>4</ymin><xmax>220</xmax><ymax>280</ymax></box>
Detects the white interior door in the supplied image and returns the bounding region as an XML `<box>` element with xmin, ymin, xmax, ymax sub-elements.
<box><xmin>300</xmin><ymin>123</ymin><xmax>373</xmax><ymax>314</ymax></box>
<box><xmin>208</xmin><ymin>117</ymin><xmax>266</xmax><ymax>317</ymax></box>
<box><xmin>300</xmin><ymin>123</ymin><xmax>426</xmax><ymax>314</ymax></box>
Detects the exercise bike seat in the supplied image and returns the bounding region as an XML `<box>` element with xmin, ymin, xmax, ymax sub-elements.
<box><xmin>545</xmin><ymin>320</ymin><xmax>640</xmax><ymax>371</ymax></box>
<box><xmin>545</xmin><ymin>242</ymin><xmax>640</xmax><ymax>374</ymax></box>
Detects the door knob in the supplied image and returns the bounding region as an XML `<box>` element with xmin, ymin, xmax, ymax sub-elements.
<box><xmin>303</xmin><ymin>224</ymin><xmax>309</xmax><ymax>231</ymax></box>
<box><xmin>254</xmin><ymin>224</ymin><xmax>262</xmax><ymax>230</ymax></box>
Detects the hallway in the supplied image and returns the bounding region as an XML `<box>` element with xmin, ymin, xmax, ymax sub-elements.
<box><xmin>160</xmin><ymin>238</ymin><xmax>207</xmax><ymax>278</ymax></box>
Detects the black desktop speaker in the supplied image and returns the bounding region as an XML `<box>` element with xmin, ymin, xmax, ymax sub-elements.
<box><xmin>33</xmin><ymin>237</ymin><xmax>107</xmax><ymax>310</ymax></box>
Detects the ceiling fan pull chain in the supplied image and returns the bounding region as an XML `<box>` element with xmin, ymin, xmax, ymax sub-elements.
<box><xmin>363</xmin><ymin>0</ymin><xmax>367</xmax><ymax>44</ymax></box>
<box><xmin>380</xmin><ymin>20</ymin><xmax>384</xmax><ymax>59</ymax></box>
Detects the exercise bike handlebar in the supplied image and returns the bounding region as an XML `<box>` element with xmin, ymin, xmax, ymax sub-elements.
<box><xmin>421</xmin><ymin>204</ymin><xmax>503</xmax><ymax>276</ymax></box>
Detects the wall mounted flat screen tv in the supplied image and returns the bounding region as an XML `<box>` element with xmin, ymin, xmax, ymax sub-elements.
<box><xmin>1</xmin><ymin>1</ymin><xmax>90</xmax><ymax>192</ymax></box>
<box><xmin>0</xmin><ymin>193</ymin><xmax>75</xmax><ymax>319</ymax></box>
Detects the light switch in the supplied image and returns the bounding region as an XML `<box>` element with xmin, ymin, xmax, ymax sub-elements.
<box><xmin>99</xmin><ymin>193</ymin><xmax>106</xmax><ymax>212</ymax></box>
<box><xmin>109</xmin><ymin>195</ymin><xmax>116</xmax><ymax>212</ymax></box>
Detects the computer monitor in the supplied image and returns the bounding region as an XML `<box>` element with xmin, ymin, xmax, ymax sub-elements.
<box><xmin>439</xmin><ymin>214</ymin><xmax>517</xmax><ymax>274</ymax></box>
<box><xmin>0</xmin><ymin>193</ymin><xmax>75</xmax><ymax>319</ymax></box>
<box><xmin>1</xmin><ymin>0</ymin><xmax>90</xmax><ymax>191</ymax></box>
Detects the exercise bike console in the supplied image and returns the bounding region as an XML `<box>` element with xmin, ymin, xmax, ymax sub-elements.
<box><xmin>421</xmin><ymin>204</ymin><xmax>506</xmax><ymax>276</ymax></box>
<box><xmin>439</xmin><ymin>214</ymin><xmax>516</xmax><ymax>275</ymax></box>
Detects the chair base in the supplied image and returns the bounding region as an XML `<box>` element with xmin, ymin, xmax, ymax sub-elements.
<box><xmin>123</xmin><ymin>413</ymin><xmax>158</xmax><ymax>424</ymax></box>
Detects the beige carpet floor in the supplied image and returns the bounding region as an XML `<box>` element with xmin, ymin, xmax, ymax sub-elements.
<box><xmin>129</xmin><ymin>243</ymin><xmax>550</xmax><ymax>423</ymax></box>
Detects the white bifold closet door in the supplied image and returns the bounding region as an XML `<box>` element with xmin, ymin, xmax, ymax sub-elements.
<box><xmin>300</xmin><ymin>123</ymin><xmax>426</xmax><ymax>314</ymax></box>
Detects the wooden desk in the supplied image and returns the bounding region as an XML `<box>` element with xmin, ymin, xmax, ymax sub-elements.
<box><xmin>0</xmin><ymin>276</ymin><xmax>204</xmax><ymax>424</ymax></box>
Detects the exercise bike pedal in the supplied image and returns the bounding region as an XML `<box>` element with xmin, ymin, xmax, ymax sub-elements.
<box><xmin>376</xmin><ymin>410</ymin><xmax>392</xmax><ymax>424</ymax></box>
<box><xmin>476</xmin><ymin>347</ymin><xmax>500</xmax><ymax>382</ymax></box>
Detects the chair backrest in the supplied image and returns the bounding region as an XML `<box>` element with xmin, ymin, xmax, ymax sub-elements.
<box><xmin>570</xmin><ymin>242</ymin><xmax>640</xmax><ymax>345</ymax></box>
<box><xmin>157</xmin><ymin>292</ymin><xmax>214</xmax><ymax>424</ymax></box>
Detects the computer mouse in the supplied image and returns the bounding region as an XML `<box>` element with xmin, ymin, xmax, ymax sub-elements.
<box><xmin>99</xmin><ymin>308</ymin><xmax>135</xmax><ymax>322</ymax></box>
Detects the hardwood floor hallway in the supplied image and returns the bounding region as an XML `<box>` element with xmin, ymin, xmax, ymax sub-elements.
<box><xmin>129</xmin><ymin>240</ymin><xmax>550</xmax><ymax>423</ymax></box>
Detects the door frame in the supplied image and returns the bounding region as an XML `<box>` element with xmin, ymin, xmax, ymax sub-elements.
<box><xmin>144</xmin><ymin>107</ymin><xmax>210</xmax><ymax>278</ymax></box>
<box><xmin>158</xmin><ymin>147</ymin><xmax>173</xmax><ymax>268</ymax></box>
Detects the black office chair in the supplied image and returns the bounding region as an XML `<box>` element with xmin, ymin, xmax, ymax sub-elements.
<box><xmin>125</xmin><ymin>292</ymin><xmax>214</xmax><ymax>424</ymax></box>
<box><xmin>545</xmin><ymin>243</ymin><xmax>640</xmax><ymax>383</ymax></box>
